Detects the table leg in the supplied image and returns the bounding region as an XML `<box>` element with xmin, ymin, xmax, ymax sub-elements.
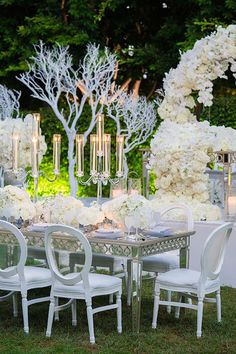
<box><xmin>130</xmin><ymin>257</ymin><xmax>143</xmax><ymax>333</ymax></box>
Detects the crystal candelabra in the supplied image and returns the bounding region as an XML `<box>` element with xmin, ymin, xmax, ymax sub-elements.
<box><xmin>76</xmin><ymin>114</ymin><xmax>125</xmax><ymax>205</ymax></box>
<box><xmin>9</xmin><ymin>113</ymin><xmax>61</xmax><ymax>201</ymax></box>
<box><xmin>209</xmin><ymin>149</ymin><xmax>236</xmax><ymax>221</ymax></box>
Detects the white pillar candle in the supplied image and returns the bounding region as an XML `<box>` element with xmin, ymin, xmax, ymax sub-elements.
<box><xmin>76</xmin><ymin>134</ymin><xmax>84</xmax><ymax>177</ymax></box>
<box><xmin>116</xmin><ymin>135</ymin><xmax>124</xmax><ymax>177</ymax></box>
<box><xmin>12</xmin><ymin>133</ymin><xmax>20</xmax><ymax>173</ymax></box>
<box><xmin>53</xmin><ymin>134</ymin><xmax>61</xmax><ymax>175</ymax></box>
<box><xmin>90</xmin><ymin>134</ymin><xmax>97</xmax><ymax>175</ymax></box>
<box><xmin>103</xmin><ymin>134</ymin><xmax>111</xmax><ymax>176</ymax></box>
<box><xmin>31</xmin><ymin>136</ymin><xmax>39</xmax><ymax>178</ymax></box>
<box><xmin>32</xmin><ymin>113</ymin><xmax>41</xmax><ymax>150</ymax></box>
<box><xmin>96</xmin><ymin>114</ymin><xmax>104</xmax><ymax>156</ymax></box>
<box><xmin>228</xmin><ymin>196</ymin><xmax>236</xmax><ymax>216</ymax></box>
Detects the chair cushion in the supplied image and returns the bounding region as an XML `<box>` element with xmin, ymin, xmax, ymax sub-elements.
<box><xmin>142</xmin><ymin>254</ymin><xmax>179</xmax><ymax>273</ymax></box>
<box><xmin>54</xmin><ymin>272</ymin><xmax>122</xmax><ymax>296</ymax></box>
<box><xmin>157</xmin><ymin>268</ymin><xmax>220</xmax><ymax>291</ymax></box>
<box><xmin>0</xmin><ymin>266</ymin><xmax>51</xmax><ymax>289</ymax></box>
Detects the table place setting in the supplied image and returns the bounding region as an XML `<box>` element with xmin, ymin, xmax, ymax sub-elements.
<box><xmin>93</xmin><ymin>227</ymin><xmax>122</xmax><ymax>239</ymax></box>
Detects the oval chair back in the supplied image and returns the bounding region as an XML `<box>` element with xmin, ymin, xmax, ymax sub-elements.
<box><xmin>160</xmin><ymin>203</ymin><xmax>194</xmax><ymax>231</ymax></box>
<box><xmin>0</xmin><ymin>220</ymin><xmax>27</xmax><ymax>278</ymax></box>
<box><xmin>45</xmin><ymin>225</ymin><xmax>92</xmax><ymax>288</ymax></box>
<box><xmin>200</xmin><ymin>222</ymin><xmax>233</xmax><ymax>283</ymax></box>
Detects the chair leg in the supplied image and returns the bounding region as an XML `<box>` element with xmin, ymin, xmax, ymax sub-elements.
<box><xmin>12</xmin><ymin>293</ymin><xmax>18</xmax><ymax>317</ymax></box>
<box><xmin>86</xmin><ymin>299</ymin><xmax>95</xmax><ymax>344</ymax></box>
<box><xmin>175</xmin><ymin>293</ymin><xmax>183</xmax><ymax>319</ymax></box>
<box><xmin>126</xmin><ymin>261</ymin><xmax>132</xmax><ymax>306</ymax></box>
<box><xmin>71</xmin><ymin>299</ymin><xmax>77</xmax><ymax>326</ymax></box>
<box><xmin>152</xmin><ymin>280</ymin><xmax>160</xmax><ymax>329</ymax></box>
<box><xmin>54</xmin><ymin>297</ymin><xmax>59</xmax><ymax>321</ymax></box>
<box><xmin>216</xmin><ymin>289</ymin><xmax>221</xmax><ymax>322</ymax></box>
<box><xmin>116</xmin><ymin>292</ymin><xmax>122</xmax><ymax>334</ymax></box>
<box><xmin>21</xmin><ymin>293</ymin><xmax>29</xmax><ymax>334</ymax></box>
<box><xmin>167</xmin><ymin>290</ymin><xmax>172</xmax><ymax>314</ymax></box>
<box><xmin>197</xmin><ymin>297</ymin><xmax>204</xmax><ymax>338</ymax></box>
<box><xmin>46</xmin><ymin>297</ymin><xmax>55</xmax><ymax>337</ymax></box>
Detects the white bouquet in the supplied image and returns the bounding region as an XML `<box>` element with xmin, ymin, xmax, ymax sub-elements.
<box><xmin>0</xmin><ymin>185</ymin><xmax>36</xmax><ymax>220</ymax></box>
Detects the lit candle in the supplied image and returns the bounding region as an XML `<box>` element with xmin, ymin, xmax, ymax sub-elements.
<box><xmin>53</xmin><ymin>134</ymin><xmax>61</xmax><ymax>175</ymax></box>
<box><xmin>129</xmin><ymin>189</ymin><xmax>139</xmax><ymax>196</ymax></box>
<box><xmin>90</xmin><ymin>134</ymin><xmax>97</xmax><ymax>174</ymax></box>
<box><xmin>103</xmin><ymin>134</ymin><xmax>111</xmax><ymax>176</ymax></box>
<box><xmin>112</xmin><ymin>189</ymin><xmax>124</xmax><ymax>198</ymax></box>
<box><xmin>12</xmin><ymin>133</ymin><xmax>20</xmax><ymax>173</ymax></box>
<box><xmin>116</xmin><ymin>135</ymin><xmax>124</xmax><ymax>177</ymax></box>
<box><xmin>31</xmin><ymin>136</ymin><xmax>39</xmax><ymax>178</ymax></box>
<box><xmin>76</xmin><ymin>134</ymin><xmax>84</xmax><ymax>177</ymax></box>
<box><xmin>228</xmin><ymin>196</ymin><xmax>236</xmax><ymax>217</ymax></box>
<box><xmin>96</xmin><ymin>114</ymin><xmax>104</xmax><ymax>156</ymax></box>
<box><xmin>32</xmin><ymin>113</ymin><xmax>41</xmax><ymax>150</ymax></box>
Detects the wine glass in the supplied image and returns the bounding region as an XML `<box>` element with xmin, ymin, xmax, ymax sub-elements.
<box><xmin>124</xmin><ymin>214</ymin><xmax>135</xmax><ymax>238</ymax></box>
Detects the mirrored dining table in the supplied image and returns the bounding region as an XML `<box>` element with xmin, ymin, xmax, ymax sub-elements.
<box><xmin>0</xmin><ymin>226</ymin><xmax>195</xmax><ymax>334</ymax></box>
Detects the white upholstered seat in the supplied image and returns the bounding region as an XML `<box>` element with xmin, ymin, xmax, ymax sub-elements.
<box><xmin>45</xmin><ymin>224</ymin><xmax>122</xmax><ymax>344</ymax></box>
<box><xmin>0</xmin><ymin>220</ymin><xmax>52</xmax><ymax>333</ymax></box>
<box><xmin>152</xmin><ymin>222</ymin><xmax>233</xmax><ymax>337</ymax></box>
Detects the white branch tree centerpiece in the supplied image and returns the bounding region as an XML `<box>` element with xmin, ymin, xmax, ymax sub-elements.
<box><xmin>18</xmin><ymin>41</ymin><xmax>157</xmax><ymax>196</ymax></box>
<box><xmin>149</xmin><ymin>25</ymin><xmax>236</xmax><ymax>221</ymax></box>
<box><xmin>107</xmin><ymin>92</ymin><xmax>157</xmax><ymax>176</ymax></box>
<box><xmin>18</xmin><ymin>42</ymin><xmax>117</xmax><ymax>196</ymax></box>
<box><xmin>0</xmin><ymin>84</ymin><xmax>21</xmax><ymax>121</ymax></box>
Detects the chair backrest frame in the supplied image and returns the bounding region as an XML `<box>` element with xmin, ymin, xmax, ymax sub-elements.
<box><xmin>45</xmin><ymin>224</ymin><xmax>92</xmax><ymax>287</ymax></box>
<box><xmin>160</xmin><ymin>203</ymin><xmax>194</xmax><ymax>231</ymax></box>
<box><xmin>200</xmin><ymin>222</ymin><xmax>233</xmax><ymax>285</ymax></box>
<box><xmin>0</xmin><ymin>220</ymin><xmax>27</xmax><ymax>278</ymax></box>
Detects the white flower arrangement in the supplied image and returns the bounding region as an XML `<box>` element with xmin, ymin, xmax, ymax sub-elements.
<box><xmin>35</xmin><ymin>195</ymin><xmax>84</xmax><ymax>226</ymax></box>
<box><xmin>0</xmin><ymin>185</ymin><xmax>36</xmax><ymax>220</ymax></box>
<box><xmin>0</xmin><ymin>114</ymin><xmax>47</xmax><ymax>170</ymax></box>
<box><xmin>77</xmin><ymin>204</ymin><xmax>105</xmax><ymax>226</ymax></box>
<box><xmin>150</xmin><ymin>25</ymin><xmax>236</xmax><ymax>221</ymax></box>
<box><xmin>102</xmin><ymin>194</ymin><xmax>155</xmax><ymax>229</ymax></box>
<box><xmin>158</xmin><ymin>25</ymin><xmax>236</xmax><ymax>124</ymax></box>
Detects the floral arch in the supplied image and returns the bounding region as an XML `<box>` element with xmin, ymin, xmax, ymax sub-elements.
<box><xmin>149</xmin><ymin>25</ymin><xmax>236</xmax><ymax>220</ymax></box>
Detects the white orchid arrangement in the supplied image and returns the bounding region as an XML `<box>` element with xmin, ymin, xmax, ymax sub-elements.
<box><xmin>0</xmin><ymin>114</ymin><xmax>47</xmax><ymax>170</ymax></box>
<box><xmin>150</xmin><ymin>25</ymin><xmax>236</xmax><ymax>221</ymax></box>
<box><xmin>0</xmin><ymin>185</ymin><xmax>36</xmax><ymax>220</ymax></box>
<box><xmin>102</xmin><ymin>194</ymin><xmax>155</xmax><ymax>229</ymax></box>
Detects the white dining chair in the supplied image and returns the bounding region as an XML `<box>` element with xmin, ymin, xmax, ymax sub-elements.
<box><xmin>0</xmin><ymin>220</ymin><xmax>52</xmax><ymax>333</ymax></box>
<box><xmin>44</xmin><ymin>224</ymin><xmax>122</xmax><ymax>344</ymax></box>
<box><xmin>152</xmin><ymin>222</ymin><xmax>233</xmax><ymax>337</ymax></box>
<box><xmin>127</xmin><ymin>203</ymin><xmax>194</xmax><ymax>306</ymax></box>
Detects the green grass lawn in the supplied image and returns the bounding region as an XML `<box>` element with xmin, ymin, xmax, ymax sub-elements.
<box><xmin>0</xmin><ymin>282</ymin><xmax>235</xmax><ymax>354</ymax></box>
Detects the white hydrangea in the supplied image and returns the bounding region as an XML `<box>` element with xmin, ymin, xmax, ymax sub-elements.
<box><xmin>102</xmin><ymin>194</ymin><xmax>155</xmax><ymax>228</ymax></box>
<box><xmin>77</xmin><ymin>205</ymin><xmax>105</xmax><ymax>226</ymax></box>
<box><xmin>0</xmin><ymin>185</ymin><xmax>36</xmax><ymax>220</ymax></box>
<box><xmin>35</xmin><ymin>195</ymin><xmax>83</xmax><ymax>226</ymax></box>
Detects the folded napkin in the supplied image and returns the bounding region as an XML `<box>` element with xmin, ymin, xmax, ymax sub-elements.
<box><xmin>143</xmin><ymin>226</ymin><xmax>172</xmax><ymax>237</ymax></box>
